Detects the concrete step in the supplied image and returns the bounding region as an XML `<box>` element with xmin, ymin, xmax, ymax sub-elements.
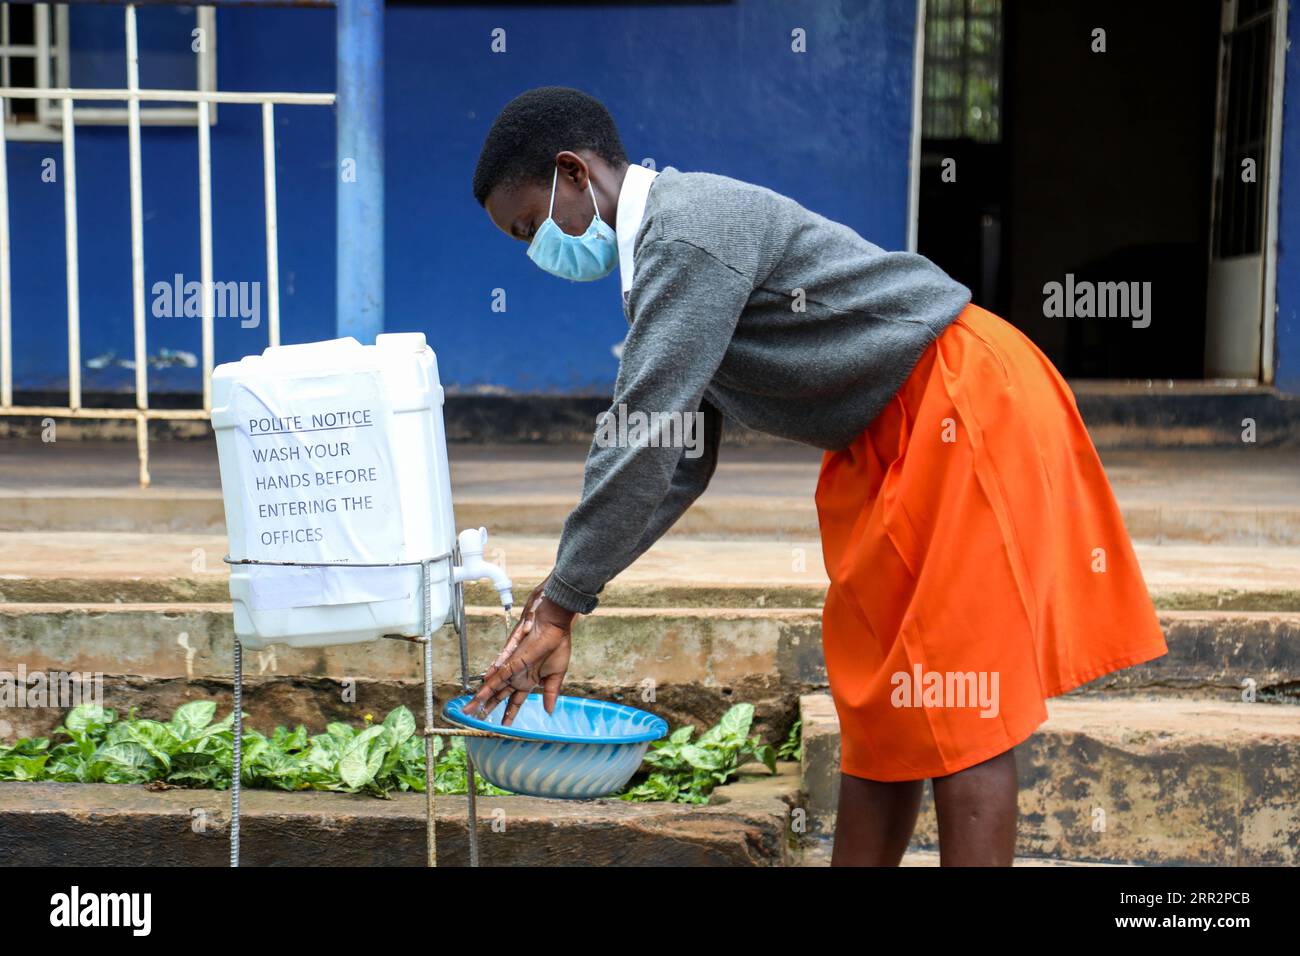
<box><xmin>0</xmin><ymin>603</ymin><xmax>817</xmax><ymax>744</ymax></box>
<box><xmin>797</xmin><ymin>692</ymin><xmax>1300</xmax><ymax>866</ymax></box>
<box><xmin>8</xmin><ymin>491</ymin><xmax>1300</xmax><ymax>547</ymax></box>
<box><xmin>0</xmin><ymin>764</ymin><xmax>800</xmax><ymax>867</ymax></box>
<box><xmin>3</xmin><ymin>601</ymin><xmax>1294</xmax><ymax>746</ymax></box>
<box><xmin>4</xmin><ymin>442</ymin><xmax>1300</xmax><ymax>545</ymax></box>
<box><xmin>4</xmin><ymin>383</ymin><xmax>1299</xmax><ymax>448</ymax></box>
<box><xmin>792</xmin><ymin>838</ymin><xmax>1133</xmax><ymax>866</ymax></box>
<box><xmin>2</xmin><ymin>602</ymin><xmax>1295</xmax><ymax>699</ymax></box>
<box><xmin>3</xmin><ymin>532</ymin><xmax>1299</xmax><ymax>611</ymax></box>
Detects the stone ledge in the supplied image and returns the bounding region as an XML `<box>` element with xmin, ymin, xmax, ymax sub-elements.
<box><xmin>3</xmin><ymin>604</ymin><xmax>1295</xmax><ymax>700</ymax></box>
<box><xmin>0</xmin><ymin>764</ymin><xmax>799</xmax><ymax>867</ymax></box>
<box><xmin>4</xmin><ymin>387</ymin><xmax>1298</xmax><ymax>448</ymax></box>
<box><xmin>9</xmin><ymin>495</ymin><xmax>1300</xmax><ymax>546</ymax></box>
<box><xmin>798</xmin><ymin>692</ymin><xmax>1300</xmax><ymax>865</ymax></box>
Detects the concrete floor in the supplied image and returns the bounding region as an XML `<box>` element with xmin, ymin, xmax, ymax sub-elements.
<box><xmin>4</xmin><ymin>438</ymin><xmax>1300</xmax><ymax>592</ymax></box>
<box><xmin>4</xmin><ymin>531</ymin><xmax>1300</xmax><ymax>599</ymax></box>
<box><xmin>793</xmin><ymin>838</ymin><xmax>1130</xmax><ymax>867</ymax></box>
<box><xmin>3</xmin><ymin>438</ymin><xmax>1299</xmax><ymax>507</ymax></box>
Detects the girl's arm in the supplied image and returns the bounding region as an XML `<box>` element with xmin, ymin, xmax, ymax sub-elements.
<box><xmin>544</xmin><ymin>237</ymin><xmax>750</xmax><ymax>615</ymax></box>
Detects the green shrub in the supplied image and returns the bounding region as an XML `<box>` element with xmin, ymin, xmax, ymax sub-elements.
<box><xmin>618</xmin><ymin>703</ymin><xmax>776</xmax><ymax>805</ymax></box>
<box><xmin>777</xmin><ymin>718</ymin><xmax>802</xmax><ymax>762</ymax></box>
<box><xmin>0</xmin><ymin>700</ymin><xmax>778</xmax><ymax>804</ymax></box>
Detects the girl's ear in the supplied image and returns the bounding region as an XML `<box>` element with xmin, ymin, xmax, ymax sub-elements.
<box><xmin>555</xmin><ymin>150</ymin><xmax>590</xmax><ymax>191</ymax></box>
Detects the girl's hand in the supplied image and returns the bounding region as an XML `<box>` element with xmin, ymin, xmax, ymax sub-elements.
<box><xmin>464</xmin><ymin>590</ymin><xmax>576</xmax><ymax>726</ymax></box>
<box><xmin>483</xmin><ymin>576</ymin><xmax>549</xmax><ymax>679</ymax></box>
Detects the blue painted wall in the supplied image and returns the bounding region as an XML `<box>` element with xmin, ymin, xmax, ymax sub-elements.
<box><xmin>1274</xmin><ymin>1</ymin><xmax>1300</xmax><ymax>393</ymax></box>
<box><xmin>5</xmin><ymin>0</ymin><xmax>919</xmax><ymax>396</ymax></box>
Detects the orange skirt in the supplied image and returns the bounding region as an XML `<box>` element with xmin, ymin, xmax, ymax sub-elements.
<box><xmin>815</xmin><ymin>303</ymin><xmax>1167</xmax><ymax>782</ymax></box>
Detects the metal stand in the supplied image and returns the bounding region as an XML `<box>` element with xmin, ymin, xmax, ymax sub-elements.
<box><xmin>224</xmin><ymin>551</ymin><xmax>510</xmax><ymax>867</ymax></box>
<box><xmin>231</xmin><ymin>637</ymin><xmax>242</xmax><ymax>867</ymax></box>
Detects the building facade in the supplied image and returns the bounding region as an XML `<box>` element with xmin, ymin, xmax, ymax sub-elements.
<box><xmin>1</xmin><ymin>0</ymin><xmax>1297</xmax><ymax>398</ymax></box>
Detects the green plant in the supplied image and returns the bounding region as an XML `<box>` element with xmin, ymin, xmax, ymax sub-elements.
<box><xmin>618</xmin><ymin>703</ymin><xmax>776</xmax><ymax>805</ymax></box>
<box><xmin>777</xmin><ymin>717</ymin><xmax>802</xmax><ymax>762</ymax></box>
<box><xmin>429</xmin><ymin>736</ymin><xmax>511</xmax><ymax>796</ymax></box>
<box><xmin>1</xmin><ymin>700</ymin><xmax>784</xmax><ymax>804</ymax></box>
<box><xmin>0</xmin><ymin>702</ymin><xmax>506</xmax><ymax>798</ymax></box>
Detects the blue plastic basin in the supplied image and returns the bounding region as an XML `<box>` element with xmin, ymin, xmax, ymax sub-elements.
<box><xmin>442</xmin><ymin>694</ymin><xmax>668</xmax><ymax>799</ymax></box>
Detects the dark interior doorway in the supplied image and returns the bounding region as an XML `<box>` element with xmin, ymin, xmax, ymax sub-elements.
<box><xmin>917</xmin><ymin>0</ymin><xmax>1221</xmax><ymax>379</ymax></box>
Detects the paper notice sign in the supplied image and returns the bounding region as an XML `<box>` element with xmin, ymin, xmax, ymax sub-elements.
<box><xmin>229</xmin><ymin>370</ymin><xmax>408</xmax><ymax>608</ymax></box>
<box><xmin>230</xmin><ymin>370</ymin><xmax>404</xmax><ymax>564</ymax></box>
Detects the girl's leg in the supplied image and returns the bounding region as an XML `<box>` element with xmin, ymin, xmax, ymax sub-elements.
<box><xmin>831</xmin><ymin>771</ymin><xmax>924</xmax><ymax>866</ymax></box>
<box><xmin>931</xmin><ymin>746</ymin><xmax>1019</xmax><ymax>866</ymax></box>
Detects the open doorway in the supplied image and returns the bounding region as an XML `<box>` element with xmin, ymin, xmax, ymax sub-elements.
<box><xmin>917</xmin><ymin>0</ymin><xmax>1282</xmax><ymax>382</ymax></box>
<box><xmin>1206</xmin><ymin>0</ymin><xmax>1285</xmax><ymax>380</ymax></box>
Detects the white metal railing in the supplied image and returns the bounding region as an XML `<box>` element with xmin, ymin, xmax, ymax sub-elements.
<box><xmin>0</xmin><ymin>4</ymin><xmax>335</xmax><ymax>485</ymax></box>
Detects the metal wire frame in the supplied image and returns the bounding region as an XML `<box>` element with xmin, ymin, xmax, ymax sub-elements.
<box><xmin>223</xmin><ymin>551</ymin><xmax>510</xmax><ymax>868</ymax></box>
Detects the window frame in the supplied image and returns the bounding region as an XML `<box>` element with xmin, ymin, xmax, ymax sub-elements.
<box><xmin>1</xmin><ymin>3</ymin><xmax>217</xmax><ymax>142</ymax></box>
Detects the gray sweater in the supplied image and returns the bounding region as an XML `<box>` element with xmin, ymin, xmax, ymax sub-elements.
<box><xmin>543</xmin><ymin>169</ymin><xmax>971</xmax><ymax>615</ymax></box>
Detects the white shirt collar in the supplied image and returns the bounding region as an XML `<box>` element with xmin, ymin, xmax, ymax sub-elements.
<box><xmin>616</xmin><ymin>163</ymin><xmax>659</xmax><ymax>298</ymax></box>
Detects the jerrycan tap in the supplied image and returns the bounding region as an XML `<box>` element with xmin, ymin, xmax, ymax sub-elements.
<box><xmin>452</xmin><ymin>527</ymin><xmax>514</xmax><ymax>611</ymax></box>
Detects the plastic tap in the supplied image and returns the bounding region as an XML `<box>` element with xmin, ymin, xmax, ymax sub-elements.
<box><xmin>453</xmin><ymin>526</ymin><xmax>514</xmax><ymax>610</ymax></box>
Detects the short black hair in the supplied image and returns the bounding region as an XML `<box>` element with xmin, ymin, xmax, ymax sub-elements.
<box><xmin>472</xmin><ymin>86</ymin><xmax>628</xmax><ymax>206</ymax></box>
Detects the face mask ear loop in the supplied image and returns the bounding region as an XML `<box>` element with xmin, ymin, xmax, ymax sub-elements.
<box><xmin>547</xmin><ymin>166</ymin><xmax>558</xmax><ymax>219</ymax></box>
<box><xmin>587</xmin><ymin>176</ymin><xmax>604</xmax><ymax>223</ymax></box>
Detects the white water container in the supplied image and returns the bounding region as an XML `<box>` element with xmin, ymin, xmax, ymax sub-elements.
<box><xmin>211</xmin><ymin>334</ymin><xmax>457</xmax><ymax>649</ymax></box>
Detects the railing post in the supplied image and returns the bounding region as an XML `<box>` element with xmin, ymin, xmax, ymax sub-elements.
<box><xmin>198</xmin><ymin>98</ymin><xmax>214</xmax><ymax>412</ymax></box>
<box><xmin>125</xmin><ymin>4</ymin><xmax>150</xmax><ymax>486</ymax></box>
<box><xmin>262</xmin><ymin>102</ymin><xmax>281</xmax><ymax>348</ymax></box>
<box><xmin>336</xmin><ymin>0</ymin><xmax>384</xmax><ymax>345</ymax></box>
<box><xmin>62</xmin><ymin>98</ymin><xmax>80</xmax><ymax>411</ymax></box>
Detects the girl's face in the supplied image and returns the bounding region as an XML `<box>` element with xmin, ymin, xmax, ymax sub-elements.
<box><xmin>484</xmin><ymin>151</ymin><xmax>602</xmax><ymax>246</ymax></box>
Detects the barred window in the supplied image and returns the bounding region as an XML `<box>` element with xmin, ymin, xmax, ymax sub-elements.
<box><xmin>0</xmin><ymin>2</ymin><xmax>216</xmax><ymax>142</ymax></box>
<box><xmin>922</xmin><ymin>0</ymin><xmax>1002</xmax><ymax>143</ymax></box>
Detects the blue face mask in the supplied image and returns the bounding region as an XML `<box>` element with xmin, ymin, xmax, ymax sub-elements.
<box><xmin>526</xmin><ymin>166</ymin><xmax>618</xmax><ymax>281</ymax></box>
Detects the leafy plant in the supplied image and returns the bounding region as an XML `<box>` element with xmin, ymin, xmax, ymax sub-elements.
<box><xmin>619</xmin><ymin>703</ymin><xmax>776</xmax><ymax>805</ymax></box>
<box><xmin>777</xmin><ymin>718</ymin><xmax>802</xmax><ymax>762</ymax></box>
<box><xmin>1</xmin><ymin>700</ymin><xmax>784</xmax><ymax>805</ymax></box>
<box><xmin>0</xmin><ymin>702</ymin><xmax>504</xmax><ymax>798</ymax></box>
<box><xmin>430</xmin><ymin>736</ymin><xmax>510</xmax><ymax>796</ymax></box>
